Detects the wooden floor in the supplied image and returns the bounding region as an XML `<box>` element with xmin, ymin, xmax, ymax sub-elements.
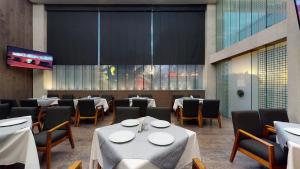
<box><xmin>40</xmin><ymin>113</ymin><xmax>266</xmax><ymax>169</ymax></box>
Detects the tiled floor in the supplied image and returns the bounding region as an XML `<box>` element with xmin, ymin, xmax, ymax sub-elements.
<box><xmin>40</xmin><ymin>113</ymin><xmax>265</xmax><ymax>169</ymax></box>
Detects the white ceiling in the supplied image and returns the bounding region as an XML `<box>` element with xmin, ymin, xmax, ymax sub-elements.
<box><xmin>29</xmin><ymin>0</ymin><xmax>216</xmax><ymax>4</ymax></box>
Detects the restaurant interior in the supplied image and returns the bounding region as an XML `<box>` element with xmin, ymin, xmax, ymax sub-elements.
<box><xmin>0</xmin><ymin>0</ymin><xmax>300</xmax><ymax>169</ymax></box>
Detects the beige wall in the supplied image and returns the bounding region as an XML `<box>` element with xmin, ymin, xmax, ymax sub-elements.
<box><xmin>204</xmin><ymin>4</ymin><xmax>217</xmax><ymax>99</ymax></box>
<box><xmin>287</xmin><ymin>0</ymin><xmax>300</xmax><ymax>122</ymax></box>
<box><xmin>32</xmin><ymin>4</ymin><xmax>52</xmax><ymax>98</ymax></box>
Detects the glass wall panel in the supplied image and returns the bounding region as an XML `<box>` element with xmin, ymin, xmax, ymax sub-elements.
<box><xmin>223</xmin><ymin>0</ymin><xmax>231</xmax><ymax>48</ymax></box>
<box><xmin>186</xmin><ymin>65</ymin><xmax>196</xmax><ymax>90</ymax></box>
<box><xmin>143</xmin><ymin>65</ymin><xmax>152</xmax><ymax>90</ymax></box>
<box><xmin>195</xmin><ymin>65</ymin><xmax>204</xmax><ymax>89</ymax></box>
<box><xmin>82</xmin><ymin>65</ymin><xmax>92</xmax><ymax>90</ymax></box>
<box><xmin>74</xmin><ymin>65</ymin><xmax>83</xmax><ymax>90</ymax></box>
<box><xmin>134</xmin><ymin>65</ymin><xmax>144</xmax><ymax>90</ymax></box>
<box><xmin>65</xmin><ymin>65</ymin><xmax>75</xmax><ymax>90</ymax></box>
<box><xmin>178</xmin><ymin>65</ymin><xmax>187</xmax><ymax>90</ymax></box>
<box><xmin>126</xmin><ymin>65</ymin><xmax>135</xmax><ymax>90</ymax></box>
<box><xmin>118</xmin><ymin>65</ymin><xmax>126</xmax><ymax>90</ymax></box>
<box><xmin>230</xmin><ymin>0</ymin><xmax>239</xmax><ymax>44</ymax></box>
<box><xmin>108</xmin><ymin>65</ymin><xmax>117</xmax><ymax>90</ymax></box>
<box><xmin>52</xmin><ymin>65</ymin><xmax>57</xmax><ymax>90</ymax></box>
<box><xmin>99</xmin><ymin>65</ymin><xmax>109</xmax><ymax>90</ymax></box>
<box><xmin>152</xmin><ymin>65</ymin><xmax>161</xmax><ymax>90</ymax></box>
<box><xmin>216</xmin><ymin>61</ymin><xmax>229</xmax><ymax>117</ymax></box>
<box><xmin>91</xmin><ymin>65</ymin><xmax>100</xmax><ymax>90</ymax></box>
<box><xmin>160</xmin><ymin>65</ymin><xmax>169</xmax><ymax>90</ymax></box>
<box><xmin>239</xmin><ymin>0</ymin><xmax>252</xmax><ymax>40</ymax></box>
<box><xmin>56</xmin><ymin>65</ymin><xmax>66</xmax><ymax>90</ymax></box>
<box><xmin>169</xmin><ymin>65</ymin><xmax>178</xmax><ymax>90</ymax></box>
<box><xmin>216</xmin><ymin>0</ymin><xmax>224</xmax><ymax>51</ymax></box>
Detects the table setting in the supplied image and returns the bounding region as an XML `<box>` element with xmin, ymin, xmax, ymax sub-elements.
<box><xmin>173</xmin><ymin>96</ymin><xmax>204</xmax><ymax>111</ymax></box>
<box><xmin>274</xmin><ymin>121</ymin><xmax>300</xmax><ymax>169</ymax></box>
<box><xmin>89</xmin><ymin>116</ymin><xmax>200</xmax><ymax>169</ymax></box>
<box><xmin>129</xmin><ymin>95</ymin><xmax>156</xmax><ymax>108</ymax></box>
<box><xmin>73</xmin><ymin>96</ymin><xmax>109</xmax><ymax>112</ymax></box>
<box><xmin>0</xmin><ymin>116</ymin><xmax>40</xmax><ymax>169</ymax></box>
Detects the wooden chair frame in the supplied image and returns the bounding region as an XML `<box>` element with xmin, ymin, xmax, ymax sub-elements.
<box><xmin>35</xmin><ymin>121</ymin><xmax>75</xmax><ymax>169</ymax></box>
<box><xmin>76</xmin><ymin>106</ymin><xmax>103</xmax><ymax>126</ymax></box>
<box><xmin>192</xmin><ymin>158</ymin><xmax>206</xmax><ymax>169</ymax></box>
<box><xmin>179</xmin><ymin>106</ymin><xmax>202</xmax><ymax>127</ymax></box>
<box><xmin>68</xmin><ymin>160</ymin><xmax>82</xmax><ymax>169</ymax></box>
<box><xmin>230</xmin><ymin>129</ymin><xmax>285</xmax><ymax>169</ymax></box>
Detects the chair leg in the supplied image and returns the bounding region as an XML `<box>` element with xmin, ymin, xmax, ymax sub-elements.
<box><xmin>230</xmin><ymin>136</ymin><xmax>239</xmax><ymax>162</ymax></box>
<box><xmin>218</xmin><ymin>115</ymin><xmax>222</xmax><ymax>128</ymax></box>
<box><xmin>46</xmin><ymin>146</ymin><xmax>52</xmax><ymax>169</ymax></box>
<box><xmin>94</xmin><ymin>113</ymin><xmax>98</xmax><ymax>126</ymax></box>
<box><xmin>68</xmin><ymin>125</ymin><xmax>75</xmax><ymax>149</ymax></box>
<box><xmin>76</xmin><ymin>115</ymin><xmax>80</xmax><ymax>127</ymax></box>
<box><xmin>198</xmin><ymin>117</ymin><xmax>203</xmax><ymax>128</ymax></box>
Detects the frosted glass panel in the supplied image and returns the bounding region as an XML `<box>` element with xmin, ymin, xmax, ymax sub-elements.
<box><xmin>56</xmin><ymin>65</ymin><xmax>66</xmax><ymax>90</ymax></box>
<box><xmin>82</xmin><ymin>65</ymin><xmax>92</xmax><ymax>90</ymax></box>
<box><xmin>118</xmin><ymin>65</ymin><xmax>126</xmax><ymax>90</ymax></box>
<box><xmin>186</xmin><ymin>65</ymin><xmax>196</xmax><ymax>90</ymax></box>
<box><xmin>65</xmin><ymin>65</ymin><xmax>75</xmax><ymax>90</ymax></box>
<box><xmin>152</xmin><ymin>65</ymin><xmax>160</xmax><ymax>90</ymax></box>
<box><xmin>100</xmin><ymin>65</ymin><xmax>109</xmax><ymax>90</ymax></box>
<box><xmin>74</xmin><ymin>65</ymin><xmax>83</xmax><ymax>90</ymax></box>
<box><xmin>169</xmin><ymin>65</ymin><xmax>177</xmax><ymax>90</ymax></box>
<box><xmin>195</xmin><ymin>65</ymin><xmax>204</xmax><ymax>89</ymax></box>
<box><xmin>134</xmin><ymin>65</ymin><xmax>144</xmax><ymax>90</ymax></box>
<box><xmin>108</xmin><ymin>65</ymin><xmax>117</xmax><ymax>90</ymax></box>
<box><xmin>126</xmin><ymin>65</ymin><xmax>135</xmax><ymax>90</ymax></box>
<box><xmin>178</xmin><ymin>65</ymin><xmax>186</xmax><ymax>90</ymax></box>
<box><xmin>160</xmin><ymin>65</ymin><xmax>169</xmax><ymax>90</ymax></box>
<box><xmin>143</xmin><ymin>65</ymin><xmax>152</xmax><ymax>90</ymax></box>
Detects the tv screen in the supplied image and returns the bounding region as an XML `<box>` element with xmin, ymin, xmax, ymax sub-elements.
<box><xmin>6</xmin><ymin>46</ymin><xmax>53</xmax><ymax>70</ymax></box>
<box><xmin>295</xmin><ymin>0</ymin><xmax>300</xmax><ymax>28</ymax></box>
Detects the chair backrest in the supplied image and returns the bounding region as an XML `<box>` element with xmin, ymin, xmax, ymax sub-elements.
<box><xmin>146</xmin><ymin>107</ymin><xmax>171</xmax><ymax>122</ymax></box>
<box><xmin>114</xmin><ymin>107</ymin><xmax>140</xmax><ymax>123</ymax></box>
<box><xmin>231</xmin><ymin>111</ymin><xmax>262</xmax><ymax>138</ymax></box>
<box><xmin>101</xmin><ymin>95</ymin><xmax>114</xmax><ymax>102</ymax></box>
<box><xmin>0</xmin><ymin>103</ymin><xmax>10</xmax><ymax>120</ymax></box>
<box><xmin>68</xmin><ymin>160</ymin><xmax>82</xmax><ymax>169</ymax></box>
<box><xmin>47</xmin><ymin>94</ymin><xmax>59</xmax><ymax>98</ymax></box>
<box><xmin>114</xmin><ymin>99</ymin><xmax>130</xmax><ymax>107</ymax></box>
<box><xmin>19</xmin><ymin>99</ymin><xmax>38</xmax><ymax>107</ymax></box>
<box><xmin>62</xmin><ymin>94</ymin><xmax>74</xmax><ymax>99</ymax></box>
<box><xmin>141</xmin><ymin>94</ymin><xmax>152</xmax><ymax>98</ymax></box>
<box><xmin>0</xmin><ymin>99</ymin><xmax>19</xmax><ymax>108</ymax></box>
<box><xmin>91</xmin><ymin>94</ymin><xmax>100</xmax><ymax>97</ymax></box>
<box><xmin>182</xmin><ymin>100</ymin><xmax>199</xmax><ymax>117</ymax></box>
<box><xmin>258</xmin><ymin>109</ymin><xmax>289</xmax><ymax>127</ymax></box>
<box><xmin>43</xmin><ymin>106</ymin><xmax>72</xmax><ymax>130</ymax></box>
<box><xmin>202</xmin><ymin>100</ymin><xmax>220</xmax><ymax>118</ymax></box>
<box><xmin>192</xmin><ymin>95</ymin><xmax>201</xmax><ymax>99</ymax></box>
<box><xmin>77</xmin><ymin>100</ymin><xmax>96</xmax><ymax>117</ymax></box>
<box><xmin>192</xmin><ymin>158</ymin><xmax>206</xmax><ymax>169</ymax></box>
<box><xmin>132</xmin><ymin>99</ymin><xmax>148</xmax><ymax>117</ymax></box>
<box><xmin>58</xmin><ymin>99</ymin><xmax>76</xmax><ymax>116</ymax></box>
<box><xmin>10</xmin><ymin>107</ymin><xmax>38</xmax><ymax>122</ymax></box>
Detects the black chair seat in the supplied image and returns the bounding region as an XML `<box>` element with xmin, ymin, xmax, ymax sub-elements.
<box><xmin>268</xmin><ymin>134</ymin><xmax>277</xmax><ymax>142</ymax></box>
<box><xmin>239</xmin><ymin>138</ymin><xmax>287</xmax><ymax>165</ymax></box>
<box><xmin>34</xmin><ymin>130</ymin><xmax>67</xmax><ymax>146</ymax></box>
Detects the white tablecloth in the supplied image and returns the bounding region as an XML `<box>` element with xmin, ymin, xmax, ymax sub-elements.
<box><xmin>0</xmin><ymin>116</ymin><xmax>40</xmax><ymax>169</ymax></box>
<box><xmin>74</xmin><ymin>97</ymin><xmax>109</xmax><ymax>112</ymax></box>
<box><xmin>89</xmin><ymin>119</ymin><xmax>201</xmax><ymax>169</ymax></box>
<box><xmin>274</xmin><ymin>121</ymin><xmax>300</xmax><ymax>169</ymax></box>
<box><xmin>36</xmin><ymin>98</ymin><xmax>59</xmax><ymax>107</ymax></box>
<box><xmin>173</xmin><ymin>98</ymin><xmax>204</xmax><ymax>111</ymax></box>
<box><xmin>129</xmin><ymin>97</ymin><xmax>156</xmax><ymax>108</ymax></box>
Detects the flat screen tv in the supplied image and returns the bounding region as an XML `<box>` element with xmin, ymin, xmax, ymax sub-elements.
<box><xmin>295</xmin><ymin>0</ymin><xmax>300</xmax><ymax>28</ymax></box>
<box><xmin>6</xmin><ymin>46</ymin><xmax>53</xmax><ymax>70</ymax></box>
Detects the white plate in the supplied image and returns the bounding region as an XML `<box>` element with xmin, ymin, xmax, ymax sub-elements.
<box><xmin>109</xmin><ymin>130</ymin><xmax>135</xmax><ymax>143</ymax></box>
<box><xmin>0</xmin><ymin>119</ymin><xmax>27</xmax><ymax>127</ymax></box>
<box><xmin>148</xmin><ymin>132</ymin><xmax>175</xmax><ymax>146</ymax></box>
<box><xmin>285</xmin><ymin>127</ymin><xmax>300</xmax><ymax>136</ymax></box>
<box><xmin>151</xmin><ymin>120</ymin><xmax>171</xmax><ymax>128</ymax></box>
<box><xmin>121</xmin><ymin>119</ymin><xmax>140</xmax><ymax>127</ymax></box>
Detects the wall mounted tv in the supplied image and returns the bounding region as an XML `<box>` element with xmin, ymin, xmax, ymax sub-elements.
<box><xmin>295</xmin><ymin>0</ymin><xmax>300</xmax><ymax>28</ymax></box>
<box><xmin>6</xmin><ymin>46</ymin><xmax>53</xmax><ymax>70</ymax></box>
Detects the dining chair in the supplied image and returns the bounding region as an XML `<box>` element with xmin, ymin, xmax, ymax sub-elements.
<box><xmin>114</xmin><ymin>107</ymin><xmax>140</xmax><ymax>123</ymax></box>
<box><xmin>192</xmin><ymin>95</ymin><xmax>201</xmax><ymax>99</ymax></box>
<box><xmin>140</xmin><ymin>94</ymin><xmax>152</xmax><ymax>98</ymax></box>
<box><xmin>91</xmin><ymin>94</ymin><xmax>100</xmax><ymax>97</ymax></box>
<box><xmin>62</xmin><ymin>94</ymin><xmax>74</xmax><ymax>99</ymax></box>
<box><xmin>128</xmin><ymin>94</ymin><xmax>137</xmax><ymax>98</ymax></box>
<box><xmin>132</xmin><ymin>99</ymin><xmax>148</xmax><ymax>117</ymax></box>
<box><xmin>101</xmin><ymin>95</ymin><xmax>114</xmax><ymax>112</ymax></box>
<box><xmin>58</xmin><ymin>99</ymin><xmax>76</xmax><ymax>122</ymax></box>
<box><xmin>146</xmin><ymin>107</ymin><xmax>171</xmax><ymax>122</ymax></box>
<box><xmin>34</xmin><ymin>106</ymin><xmax>74</xmax><ymax>169</ymax></box>
<box><xmin>230</xmin><ymin>110</ymin><xmax>287</xmax><ymax>169</ymax></box>
<box><xmin>10</xmin><ymin>107</ymin><xmax>38</xmax><ymax>122</ymax></box>
<box><xmin>192</xmin><ymin>158</ymin><xmax>206</xmax><ymax>169</ymax></box>
<box><xmin>68</xmin><ymin>160</ymin><xmax>82</xmax><ymax>169</ymax></box>
<box><xmin>76</xmin><ymin>100</ymin><xmax>103</xmax><ymax>126</ymax></box>
<box><xmin>47</xmin><ymin>94</ymin><xmax>59</xmax><ymax>98</ymax></box>
<box><xmin>113</xmin><ymin>99</ymin><xmax>130</xmax><ymax>123</ymax></box>
<box><xmin>179</xmin><ymin>100</ymin><xmax>201</xmax><ymax>126</ymax></box>
<box><xmin>201</xmin><ymin>100</ymin><xmax>221</xmax><ymax>128</ymax></box>
<box><xmin>258</xmin><ymin>109</ymin><xmax>289</xmax><ymax>142</ymax></box>
<box><xmin>0</xmin><ymin>103</ymin><xmax>10</xmax><ymax>120</ymax></box>
<box><xmin>19</xmin><ymin>99</ymin><xmax>38</xmax><ymax>107</ymax></box>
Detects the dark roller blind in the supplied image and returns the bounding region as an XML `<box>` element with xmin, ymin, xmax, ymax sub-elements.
<box><xmin>47</xmin><ymin>11</ymin><xmax>98</xmax><ymax>65</ymax></box>
<box><xmin>153</xmin><ymin>11</ymin><xmax>205</xmax><ymax>65</ymax></box>
<box><xmin>100</xmin><ymin>11</ymin><xmax>151</xmax><ymax>65</ymax></box>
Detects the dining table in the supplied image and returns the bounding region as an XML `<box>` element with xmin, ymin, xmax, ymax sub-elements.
<box><xmin>173</xmin><ymin>97</ymin><xmax>204</xmax><ymax>111</ymax></box>
<box><xmin>274</xmin><ymin>121</ymin><xmax>300</xmax><ymax>169</ymax></box>
<box><xmin>74</xmin><ymin>96</ymin><xmax>109</xmax><ymax>112</ymax></box>
<box><xmin>0</xmin><ymin>116</ymin><xmax>40</xmax><ymax>169</ymax></box>
<box><xmin>89</xmin><ymin>116</ymin><xmax>201</xmax><ymax>169</ymax></box>
<box><xmin>129</xmin><ymin>97</ymin><xmax>156</xmax><ymax>108</ymax></box>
